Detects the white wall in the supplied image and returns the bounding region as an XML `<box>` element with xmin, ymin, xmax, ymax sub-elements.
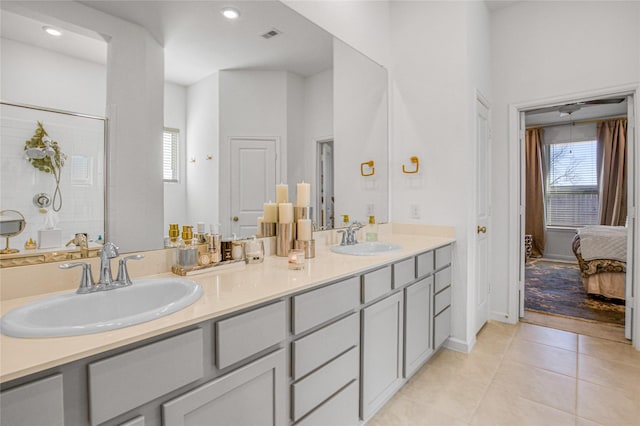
<box><xmin>163</xmin><ymin>82</ymin><xmax>188</xmax><ymax>232</ymax></box>
<box><xmin>334</xmin><ymin>38</ymin><xmax>389</xmax><ymax>224</ymax></box>
<box><xmin>302</xmin><ymin>69</ymin><xmax>333</xmax><ymax>214</ymax></box>
<box><xmin>490</xmin><ymin>1</ymin><xmax>640</xmax><ymax>321</ymax></box>
<box><xmin>1</xmin><ymin>38</ymin><xmax>106</xmax><ymax>116</ymax></box>
<box><xmin>287</xmin><ymin>72</ymin><xmax>306</xmax><ymax>201</ymax></box>
<box><xmin>218</xmin><ymin>70</ymin><xmax>288</xmax><ymax>235</ymax></box>
<box><xmin>185</xmin><ymin>73</ymin><xmax>219</xmax><ymax>229</ymax></box>
<box><xmin>281</xmin><ymin>0</ymin><xmax>390</xmax><ymax>68</ymax></box>
<box><xmin>390</xmin><ymin>0</ymin><xmax>490</xmax><ymax>351</ymax></box>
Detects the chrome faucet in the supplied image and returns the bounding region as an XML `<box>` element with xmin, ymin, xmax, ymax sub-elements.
<box><xmin>60</xmin><ymin>242</ymin><xmax>144</xmax><ymax>294</ymax></box>
<box><xmin>96</xmin><ymin>242</ymin><xmax>119</xmax><ymax>289</ymax></box>
<box><xmin>338</xmin><ymin>222</ymin><xmax>364</xmax><ymax>246</ymax></box>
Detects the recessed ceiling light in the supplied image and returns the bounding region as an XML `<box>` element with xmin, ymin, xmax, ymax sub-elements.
<box><xmin>221</xmin><ymin>7</ymin><xmax>240</xmax><ymax>20</ymax></box>
<box><xmin>43</xmin><ymin>26</ymin><xmax>62</xmax><ymax>37</ymax></box>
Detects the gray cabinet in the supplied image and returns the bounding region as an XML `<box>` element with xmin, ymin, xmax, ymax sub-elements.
<box><xmin>162</xmin><ymin>349</ymin><xmax>286</xmax><ymax>426</ymax></box>
<box><xmin>404</xmin><ymin>276</ymin><xmax>433</xmax><ymax>378</ymax></box>
<box><xmin>360</xmin><ymin>291</ymin><xmax>404</xmax><ymax>421</ymax></box>
<box><xmin>0</xmin><ymin>374</ymin><xmax>64</xmax><ymax>426</ymax></box>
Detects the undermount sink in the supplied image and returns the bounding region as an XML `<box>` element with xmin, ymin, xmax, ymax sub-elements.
<box><xmin>330</xmin><ymin>241</ymin><xmax>403</xmax><ymax>256</ymax></box>
<box><xmin>0</xmin><ymin>278</ymin><xmax>203</xmax><ymax>338</ymax></box>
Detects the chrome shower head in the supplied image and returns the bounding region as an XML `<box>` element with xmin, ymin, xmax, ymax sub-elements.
<box><xmin>25</xmin><ymin>148</ymin><xmax>47</xmax><ymax>159</ymax></box>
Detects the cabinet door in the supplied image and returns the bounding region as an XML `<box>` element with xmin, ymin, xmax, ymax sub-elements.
<box><xmin>404</xmin><ymin>277</ymin><xmax>433</xmax><ymax>378</ymax></box>
<box><xmin>361</xmin><ymin>291</ymin><xmax>404</xmax><ymax>421</ymax></box>
<box><xmin>162</xmin><ymin>349</ymin><xmax>286</xmax><ymax>426</ymax></box>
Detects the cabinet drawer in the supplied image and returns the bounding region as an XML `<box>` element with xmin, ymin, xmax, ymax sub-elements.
<box><xmin>434</xmin><ymin>306</ymin><xmax>451</xmax><ymax>349</ymax></box>
<box><xmin>434</xmin><ymin>285</ymin><xmax>451</xmax><ymax>316</ymax></box>
<box><xmin>292</xmin><ymin>277</ymin><xmax>359</xmax><ymax>335</ymax></box>
<box><xmin>392</xmin><ymin>258</ymin><xmax>415</xmax><ymax>288</ymax></box>
<box><xmin>293</xmin><ymin>313</ymin><xmax>359</xmax><ymax>380</ymax></box>
<box><xmin>163</xmin><ymin>349</ymin><xmax>286</xmax><ymax>426</ymax></box>
<box><xmin>435</xmin><ymin>267</ymin><xmax>452</xmax><ymax>293</ymax></box>
<box><xmin>120</xmin><ymin>416</ymin><xmax>145</xmax><ymax>426</ymax></box>
<box><xmin>89</xmin><ymin>329</ymin><xmax>204</xmax><ymax>426</ymax></box>
<box><xmin>0</xmin><ymin>374</ymin><xmax>64</xmax><ymax>426</ymax></box>
<box><xmin>291</xmin><ymin>347</ymin><xmax>359</xmax><ymax>421</ymax></box>
<box><xmin>416</xmin><ymin>251</ymin><xmax>434</xmax><ymax>278</ymax></box>
<box><xmin>435</xmin><ymin>245</ymin><xmax>452</xmax><ymax>269</ymax></box>
<box><xmin>216</xmin><ymin>300</ymin><xmax>286</xmax><ymax>369</ymax></box>
<box><xmin>362</xmin><ymin>266</ymin><xmax>392</xmax><ymax>303</ymax></box>
<box><xmin>296</xmin><ymin>379</ymin><xmax>359</xmax><ymax>426</ymax></box>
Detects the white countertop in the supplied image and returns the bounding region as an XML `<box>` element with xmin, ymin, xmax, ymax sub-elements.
<box><xmin>0</xmin><ymin>233</ymin><xmax>453</xmax><ymax>383</ymax></box>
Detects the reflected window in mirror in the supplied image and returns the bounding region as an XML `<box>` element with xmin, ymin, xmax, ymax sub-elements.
<box><xmin>163</xmin><ymin>128</ymin><xmax>180</xmax><ymax>183</ymax></box>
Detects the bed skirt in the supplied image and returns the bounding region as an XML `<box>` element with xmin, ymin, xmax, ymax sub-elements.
<box><xmin>582</xmin><ymin>272</ymin><xmax>626</xmax><ymax>300</ymax></box>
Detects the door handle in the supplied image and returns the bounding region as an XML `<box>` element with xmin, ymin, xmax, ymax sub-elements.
<box><xmin>477</xmin><ymin>226</ymin><xmax>487</xmax><ymax>234</ymax></box>
<box><xmin>233</xmin><ymin>216</ymin><xmax>239</xmax><ymax>222</ymax></box>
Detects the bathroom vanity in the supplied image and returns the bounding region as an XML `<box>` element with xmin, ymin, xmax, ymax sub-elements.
<box><xmin>0</xmin><ymin>230</ymin><xmax>454</xmax><ymax>426</ymax></box>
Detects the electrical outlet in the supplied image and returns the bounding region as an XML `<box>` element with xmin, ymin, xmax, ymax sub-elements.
<box><xmin>366</xmin><ymin>204</ymin><xmax>374</xmax><ymax>217</ymax></box>
<box><xmin>410</xmin><ymin>204</ymin><xmax>420</xmax><ymax>219</ymax></box>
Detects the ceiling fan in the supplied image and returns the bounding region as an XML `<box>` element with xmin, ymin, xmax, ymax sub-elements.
<box><xmin>527</xmin><ymin>97</ymin><xmax>625</xmax><ymax>115</ymax></box>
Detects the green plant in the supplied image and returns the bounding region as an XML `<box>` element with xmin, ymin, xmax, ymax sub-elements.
<box><xmin>24</xmin><ymin>121</ymin><xmax>66</xmax><ymax>211</ymax></box>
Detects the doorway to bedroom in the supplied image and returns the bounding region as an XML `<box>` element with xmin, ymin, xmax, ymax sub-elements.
<box><xmin>520</xmin><ymin>94</ymin><xmax>631</xmax><ymax>342</ymax></box>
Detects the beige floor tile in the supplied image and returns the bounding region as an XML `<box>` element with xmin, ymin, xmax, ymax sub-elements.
<box><xmin>578</xmin><ymin>353</ymin><xmax>640</xmax><ymax>397</ymax></box>
<box><xmin>575</xmin><ymin>416</ymin><xmax>606</xmax><ymax>426</ymax></box>
<box><xmin>577</xmin><ymin>379</ymin><xmax>640</xmax><ymax>425</ymax></box>
<box><xmin>515</xmin><ymin>322</ymin><xmax>578</xmax><ymax>352</ymax></box>
<box><xmin>522</xmin><ymin>311</ymin><xmax>627</xmax><ymax>344</ymax></box>
<box><xmin>578</xmin><ymin>334</ymin><xmax>640</xmax><ymax>367</ymax></box>
<box><xmin>470</xmin><ymin>382</ymin><xmax>575</xmax><ymax>426</ymax></box>
<box><xmin>426</xmin><ymin>349</ymin><xmax>501</xmax><ymax>384</ymax></box>
<box><xmin>505</xmin><ymin>338</ymin><xmax>578</xmax><ymax>377</ymax></box>
<box><xmin>493</xmin><ymin>358</ymin><xmax>577</xmax><ymax>414</ymax></box>
<box><xmin>368</xmin><ymin>392</ymin><xmax>468</xmax><ymax>426</ymax></box>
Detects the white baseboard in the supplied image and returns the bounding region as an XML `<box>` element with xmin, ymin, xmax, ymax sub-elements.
<box><xmin>444</xmin><ymin>336</ymin><xmax>474</xmax><ymax>353</ymax></box>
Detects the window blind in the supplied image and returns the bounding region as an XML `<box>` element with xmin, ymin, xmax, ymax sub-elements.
<box><xmin>545</xmin><ymin>140</ymin><xmax>599</xmax><ymax>226</ymax></box>
<box><xmin>163</xmin><ymin>128</ymin><xmax>179</xmax><ymax>182</ymax></box>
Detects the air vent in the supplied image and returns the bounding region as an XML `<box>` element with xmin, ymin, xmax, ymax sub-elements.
<box><xmin>261</xmin><ymin>28</ymin><xmax>282</xmax><ymax>39</ymax></box>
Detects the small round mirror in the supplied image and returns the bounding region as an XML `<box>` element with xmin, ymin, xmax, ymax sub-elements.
<box><xmin>0</xmin><ymin>210</ymin><xmax>26</xmax><ymax>254</ymax></box>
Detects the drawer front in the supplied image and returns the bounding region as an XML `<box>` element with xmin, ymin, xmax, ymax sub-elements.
<box><xmin>216</xmin><ymin>300</ymin><xmax>286</xmax><ymax>369</ymax></box>
<box><xmin>416</xmin><ymin>251</ymin><xmax>434</xmax><ymax>278</ymax></box>
<box><xmin>292</xmin><ymin>277</ymin><xmax>359</xmax><ymax>335</ymax></box>
<box><xmin>120</xmin><ymin>416</ymin><xmax>145</xmax><ymax>426</ymax></box>
<box><xmin>434</xmin><ymin>285</ymin><xmax>452</xmax><ymax>316</ymax></box>
<box><xmin>89</xmin><ymin>329</ymin><xmax>204</xmax><ymax>426</ymax></box>
<box><xmin>362</xmin><ymin>266</ymin><xmax>392</xmax><ymax>303</ymax></box>
<box><xmin>296</xmin><ymin>380</ymin><xmax>359</xmax><ymax>426</ymax></box>
<box><xmin>291</xmin><ymin>347</ymin><xmax>359</xmax><ymax>421</ymax></box>
<box><xmin>435</xmin><ymin>245</ymin><xmax>452</xmax><ymax>270</ymax></box>
<box><xmin>434</xmin><ymin>306</ymin><xmax>451</xmax><ymax>349</ymax></box>
<box><xmin>293</xmin><ymin>313</ymin><xmax>359</xmax><ymax>380</ymax></box>
<box><xmin>0</xmin><ymin>374</ymin><xmax>64</xmax><ymax>426</ymax></box>
<box><xmin>435</xmin><ymin>267</ymin><xmax>452</xmax><ymax>293</ymax></box>
<box><xmin>392</xmin><ymin>258</ymin><xmax>415</xmax><ymax>289</ymax></box>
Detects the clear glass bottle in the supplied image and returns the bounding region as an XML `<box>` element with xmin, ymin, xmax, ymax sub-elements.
<box><xmin>366</xmin><ymin>215</ymin><xmax>378</xmax><ymax>242</ymax></box>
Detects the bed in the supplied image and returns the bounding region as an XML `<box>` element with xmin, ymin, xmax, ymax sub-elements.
<box><xmin>572</xmin><ymin>225</ymin><xmax>627</xmax><ymax>300</ymax></box>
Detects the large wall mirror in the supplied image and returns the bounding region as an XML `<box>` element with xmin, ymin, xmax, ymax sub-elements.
<box><xmin>0</xmin><ymin>0</ymin><xmax>388</xmax><ymax>262</ymax></box>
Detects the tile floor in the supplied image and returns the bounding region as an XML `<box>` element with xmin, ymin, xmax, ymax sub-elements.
<box><xmin>368</xmin><ymin>321</ymin><xmax>640</xmax><ymax>426</ymax></box>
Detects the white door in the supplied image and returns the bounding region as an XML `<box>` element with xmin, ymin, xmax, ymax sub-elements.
<box><xmin>230</xmin><ymin>137</ymin><xmax>278</xmax><ymax>238</ymax></box>
<box><xmin>626</xmin><ymin>95</ymin><xmax>635</xmax><ymax>340</ymax></box>
<box><xmin>519</xmin><ymin>111</ymin><xmax>526</xmax><ymax>318</ymax></box>
<box><xmin>475</xmin><ymin>95</ymin><xmax>491</xmax><ymax>334</ymax></box>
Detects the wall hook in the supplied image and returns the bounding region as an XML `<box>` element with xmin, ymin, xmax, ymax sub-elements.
<box><xmin>402</xmin><ymin>156</ymin><xmax>419</xmax><ymax>174</ymax></box>
<box><xmin>360</xmin><ymin>160</ymin><xmax>375</xmax><ymax>177</ymax></box>
<box><xmin>206</xmin><ymin>155</ymin><xmax>213</xmax><ymax>160</ymax></box>
<box><xmin>189</xmin><ymin>157</ymin><xmax>196</xmax><ymax>163</ymax></box>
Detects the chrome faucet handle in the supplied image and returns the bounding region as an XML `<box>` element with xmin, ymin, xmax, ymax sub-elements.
<box><xmin>337</xmin><ymin>230</ymin><xmax>348</xmax><ymax>246</ymax></box>
<box><xmin>115</xmin><ymin>254</ymin><xmax>144</xmax><ymax>286</ymax></box>
<box><xmin>60</xmin><ymin>262</ymin><xmax>95</xmax><ymax>294</ymax></box>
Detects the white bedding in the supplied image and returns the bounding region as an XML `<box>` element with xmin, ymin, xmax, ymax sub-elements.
<box><xmin>577</xmin><ymin>225</ymin><xmax>627</xmax><ymax>262</ymax></box>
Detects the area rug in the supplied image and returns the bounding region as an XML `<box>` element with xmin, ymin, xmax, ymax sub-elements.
<box><xmin>525</xmin><ymin>259</ymin><xmax>625</xmax><ymax>326</ymax></box>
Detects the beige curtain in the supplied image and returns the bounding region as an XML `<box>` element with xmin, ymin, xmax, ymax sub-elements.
<box><xmin>598</xmin><ymin>119</ymin><xmax>627</xmax><ymax>226</ymax></box>
<box><xmin>525</xmin><ymin>128</ymin><xmax>546</xmax><ymax>257</ymax></box>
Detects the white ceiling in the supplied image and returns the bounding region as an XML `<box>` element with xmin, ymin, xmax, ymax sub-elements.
<box><xmin>525</xmin><ymin>99</ymin><xmax>627</xmax><ymax>126</ymax></box>
<box><xmin>1</xmin><ymin>1</ymin><xmax>333</xmax><ymax>86</ymax></box>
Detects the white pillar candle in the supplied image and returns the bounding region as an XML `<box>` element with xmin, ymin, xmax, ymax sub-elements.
<box><xmin>276</xmin><ymin>183</ymin><xmax>289</xmax><ymax>204</ymax></box>
<box><xmin>296</xmin><ymin>182</ymin><xmax>311</xmax><ymax>207</ymax></box>
<box><xmin>279</xmin><ymin>203</ymin><xmax>294</xmax><ymax>224</ymax></box>
<box><xmin>297</xmin><ymin>219</ymin><xmax>312</xmax><ymax>240</ymax></box>
<box><xmin>264</xmin><ymin>202</ymin><xmax>278</xmax><ymax>223</ymax></box>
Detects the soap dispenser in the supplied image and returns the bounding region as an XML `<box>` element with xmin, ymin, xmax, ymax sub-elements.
<box><xmin>366</xmin><ymin>216</ymin><xmax>378</xmax><ymax>242</ymax></box>
<box><xmin>176</xmin><ymin>225</ymin><xmax>198</xmax><ymax>268</ymax></box>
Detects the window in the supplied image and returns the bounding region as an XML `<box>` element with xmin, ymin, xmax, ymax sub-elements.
<box><xmin>545</xmin><ymin>140</ymin><xmax>599</xmax><ymax>227</ymax></box>
<box><xmin>163</xmin><ymin>128</ymin><xmax>179</xmax><ymax>182</ymax></box>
